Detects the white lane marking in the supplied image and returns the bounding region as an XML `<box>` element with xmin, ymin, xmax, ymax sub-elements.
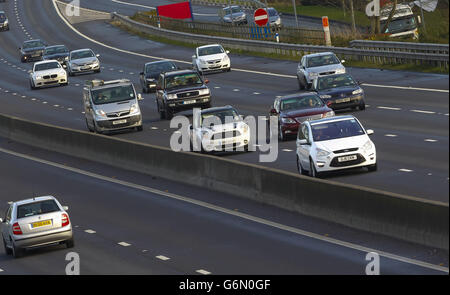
<box><xmin>84</xmin><ymin>229</ymin><xmax>96</xmax><ymax>234</ymax></box>
<box><xmin>385</xmin><ymin>134</ymin><xmax>398</xmax><ymax>137</ymax></box>
<box><xmin>0</xmin><ymin>268</ymin><xmax>3</xmax><ymax>272</ymax></box>
<box><xmin>151</xmin><ymin>127</ymin><xmax>158</xmax><ymax>130</ymax></box>
<box><xmin>214</xmin><ymin>86</ymin><xmax>220</xmax><ymax>89</ymax></box>
<box><xmin>399</xmin><ymin>169</ymin><xmax>414</xmax><ymax>172</ymax></box>
<box><xmin>118</xmin><ymin>242</ymin><xmax>131</xmax><ymax>247</ymax></box>
<box><xmin>196</xmin><ymin>269</ymin><xmax>211</xmax><ymax>275</ymax></box>
<box><xmin>411</xmin><ymin>110</ymin><xmax>436</xmax><ymax>114</ymax></box>
<box><xmin>0</xmin><ymin>147</ymin><xmax>446</xmax><ymax>273</ymax></box>
<box><xmin>156</xmin><ymin>255</ymin><xmax>170</xmax><ymax>261</ymax></box>
<box><xmin>377</xmin><ymin>106</ymin><xmax>401</xmax><ymax>111</ymax></box>
<box><xmin>362</xmin><ymin>83</ymin><xmax>449</xmax><ymax>94</ymax></box>
<box><xmin>233</xmin><ymin>89</ymin><xmax>240</xmax><ymax>92</ymax></box>
<box><xmin>282</xmin><ymin>149</ymin><xmax>293</xmax><ymax>152</ymax></box>
<box><xmin>253</xmin><ymin>92</ymin><xmax>261</xmax><ymax>95</ymax></box>
<box><xmin>424</xmin><ymin>139</ymin><xmax>438</xmax><ymax>143</ymax></box>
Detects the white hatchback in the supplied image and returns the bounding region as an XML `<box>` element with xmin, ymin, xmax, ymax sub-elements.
<box><xmin>296</xmin><ymin>115</ymin><xmax>377</xmax><ymax>177</ymax></box>
<box><xmin>192</xmin><ymin>44</ymin><xmax>231</xmax><ymax>74</ymax></box>
<box><xmin>1</xmin><ymin>196</ymin><xmax>73</xmax><ymax>258</ymax></box>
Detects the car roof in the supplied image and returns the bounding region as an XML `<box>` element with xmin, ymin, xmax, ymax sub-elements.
<box><xmin>0</xmin><ymin>10</ymin><xmax>6</xmax><ymax>14</ymax></box>
<box><xmin>45</xmin><ymin>45</ymin><xmax>67</xmax><ymax>49</ymax></box>
<box><xmin>13</xmin><ymin>196</ymin><xmax>57</xmax><ymax>207</ymax></box>
<box><xmin>24</xmin><ymin>39</ymin><xmax>44</xmax><ymax>44</ymax></box>
<box><xmin>279</xmin><ymin>92</ymin><xmax>319</xmax><ymax>100</ymax></box>
<box><xmin>201</xmin><ymin>105</ymin><xmax>235</xmax><ymax>114</ymax></box>
<box><xmin>309</xmin><ymin>115</ymin><xmax>357</xmax><ymax>126</ymax></box>
<box><xmin>70</xmin><ymin>48</ymin><xmax>93</xmax><ymax>53</ymax></box>
<box><xmin>163</xmin><ymin>69</ymin><xmax>198</xmax><ymax>76</ymax></box>
<box><xmin>304</xmin><ymin>52</ymin><xmax>336</xmax><ymax>58</ymax></box>
<box><xmin>144</xmin><ymin>60</ymin><xmax>174</xmax><ymax>67</ymax></box>
<box><xmin>223</xmin><ymin>5</ymin><xmax>241</xmax><ymax>9</ymax></box>
<box><xmin>197</xmin><ymin>44</ymin><xmax>222</xmax><ymax>50</ymax></box>
<box><xmin>33</xmin><ymin>60</ymin><xmax>60</xmax><ymax>66</ymax></box>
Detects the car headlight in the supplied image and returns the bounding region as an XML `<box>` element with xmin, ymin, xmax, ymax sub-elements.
<box><xmin>320</xmin><ymin>94</ymin><xmax>331</xmax><ymax>99</ymax></box>
<box><xmin>308</xmin><ymin>72</ymin><xmax>319</xmax><ymax>79</ymax></box>
<box><xmin>323</xmin><ymin>110</ymin><xmax>335</xmax><ymax>118</ymax></box>
<box><xmin>167</xmin><ymin>94</ymin><xmax>177</xmax><ymax>100</ymax></box>
<box><xmin>352</xmin><ymin>88</ymin><xmax>364</xmax><ymax>95</ymax></box>
<box><xmin>35</xmin><ymin>76</ymin><xmax>42</xmax><ymax>80</ymax></box>
<box><xmin>95</xmin><ymin>109</ymin><xmax>106</xmax><ymax>118</ymax></box>
<box><xmin>281</xmin><ymin>117</ymin><xmax>296</xmax><ymax>124</ymax></box>
<box><xmin>335</xmin><ymin>68</ymin><xmax>346</xmax><ymax>74</ymax></box>
<box><xmin>146</xmin><ymin>78</ymin><xmax>155</xmax><ymax>82</ymax></box>
<box><xmin>222</xmin><ymin>55</ymin><xmax>229</xmax><ymax>62</ymax></box>
<box><xmin>130</xmin><ymin>103</ymin><xmax>139</xmax><ymax>114</ymax></box>
<box><xmin>315</xmin><ymin>148</ymin><xmax>330</xmax><ymax>158</ymax></box>
<box><xmin>242</xmin><ymin>124</ymin><xmax>249</xmax><ymax>133</ymax></box>
<box><xmin>361</xmin><ymin>140</ymin><xmax>373</xmax><ymax>154</ymax></box>
<box><xmin>201</xmin><ymin>130</ymin><xmax>211</xmax><ymax>140</ymax></box>
<box><xmin>199</xmin><ymin>59</ymin><xmax>207</xmax><ymax>64</ymax></box>
<box><xmin>198</xmin><ymin>88</ymin><xmax>210</xmax><ymax>96</ymax></box>
<box><xmin>4</xmin><ymin>20</ymin><xmax>8</xmax><ymax>25</ymax></box>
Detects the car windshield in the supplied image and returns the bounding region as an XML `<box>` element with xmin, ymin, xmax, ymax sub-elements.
<box><xmin>382</xmin><ymin>16</ymin><xmax>416</xmax><ymax>34</ymax></box>
<box><xmin>23</xmin><ymin>41</ymin><xmax>45</xmax><ymax>49</ymax></box>
<box><xmin>71</xmin><ymin>50</ymin><xmax>94</xmax><ymax>60</ymax></box>
<box><xmin>280</xmin><ymin>95</ymin><xmax>324</xmax><ymax>111</ymax></box>
<box><xmin>317</xmin><ymin>74</ymin><xmax>356</xmax><ymax>90</ymax></box>
<box><xmin>307</xmin><ymin>54</ymin><xmax>340</xmax><ymax>68</ymax></box>
<box><xmin>17</xmin><ymin>200</ymin><xmax>60</xmax><ymax>219</ymax></box>
<box><xmin>268</xmin><ymin>8</ymin><xmax>278</xmax><ymax>17</ymax></box>
<box><xmin>311</xmin><ymin>119</ymin><xmax>365</xmax><ymax>142</ymax></box>
<box><xmin>92</xmin><ymin>85</ymin><xmax>135</xmax><ymax>105</ymax></box>
<box><xmin>165</xmin><ymin>73</ymin><xmax>202</xmax><ymax>89</ymax></box>
<box><xmin>0</xmin><ymin>14</ymin><xmax>6</xmax><ymax>21</ymax></box>
<box><xmin>202</xmin><ymin>109</ymin><xmax>240</xmax><ymax>125</ymax></box>
<box><xmin>198</xmin><ymin>46</ymin><xmax>224</xmax><ymax>56</ymax></box>
<box><xmin>224</xmin><ymin>7</ymin><xmax>242</xmax><ymax>15</ymax></box>
<box><xmin>45</xmin><ymin>46</ymin><xmax>68</xmax><ymax>55</ymax></box>
<box><xmin>34</xmin><ymin>62</ymin><xmax>61</xmax><ymax>71</ymax></box>
<box><xmin>146</xmin><ymin>61</ymin><xmax>176</xmax><ymax>74</ymax></box>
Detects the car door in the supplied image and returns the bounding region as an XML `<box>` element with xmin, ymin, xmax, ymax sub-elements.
<box><xmin>298</xmin><ymin>56</ymin><xmax>306</xmax><ymax>78</ymax></box>
<box><xmin>83</xmin><ymin>88</ymin><xmax>94</xmax><ymax>124</ymax></box>
<box><xmin>155</xmin><ymin>75</ymin><xmax>164</xmax><ymax>108</ymax></box>
<box><xmin>139</xmin><ymin>65</ymin><xmax>146</xmax><ymax>88</ymax></box>
<box><xmin>1</xmin><ymin>206</ymin><xmax>12</xmax><ymax>242</ymax></box>
<box><xmin>297</xmin><ymin>124</ymin><xmax>312</xmax><ymax>169</ymax></box>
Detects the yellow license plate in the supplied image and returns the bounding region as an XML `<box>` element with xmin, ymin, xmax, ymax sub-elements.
<box><xmin>32</xmin><ymin>220</ymin><xmax>52</xmax><ymax>228</ymax></box>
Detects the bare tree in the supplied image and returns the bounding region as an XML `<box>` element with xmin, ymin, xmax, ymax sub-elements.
<box><xmin>349</xmin><ymin>0</ymin><xmax>356</xmax><ymax>37</ymax></box>
<box><xmin>381</xmin><ymin>0</ymin><xmax>398</xmax><ymax>34</ymax></box>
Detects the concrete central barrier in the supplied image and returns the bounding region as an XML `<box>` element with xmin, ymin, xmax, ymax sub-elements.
<box><xmin>0</xmin><ymin>113</ymin><xmax>448</xmax><ymax>250</ymax></box>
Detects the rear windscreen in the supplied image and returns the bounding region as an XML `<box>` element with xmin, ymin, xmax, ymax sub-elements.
<box><xmin>17</xmin><ymin>200</ymin><xmax>60</xmax><ymax>219</ymax></box>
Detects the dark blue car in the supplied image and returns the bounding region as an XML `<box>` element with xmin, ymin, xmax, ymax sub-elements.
<box><xmin>43</xmin><ymin>45</ymin><xmax>70</xmax><ymax>67</ymax></box>
<box><xmin>312</xmin><ymin>73</ymin><xmax>365</xmax><ymax>111</ymax></box>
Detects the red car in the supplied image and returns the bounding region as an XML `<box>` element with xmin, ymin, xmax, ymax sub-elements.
<box><xmin>269</xmin><ymin>93</ymin><xmax>335</xmax><ymax>141</ymax></box>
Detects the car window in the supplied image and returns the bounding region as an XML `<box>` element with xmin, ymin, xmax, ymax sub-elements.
<box><xmin>165</xmin><ymin>73</ymin><xmax>202</xmax><ymax>89</ymax></box>
<box><xmin>71</xmin><ymin>50</ymin><xmax>94</xmax><ymax>60</ymax></box>
<box><xmin>224</xmin><ymin>7</ymin><xmax>242</xmax><ymax>15</ymax></box>
<box><xmin>92</xmin><ymin>85</ymin><xmax>135</xmax><ymax>105</ymax></box>
<box><xmin>311</xmin><ymin>119</ymin><xmax>365</xmax><ymax>142</ymax></box>
<box><xmin>280</xmin><ymin>95</ymin><xmax>324</xmax><ymax>111</ymax></box>
<box><xmin>201</xmin><ymin>109</ymin><xmax>240</xmax><ymax>125</ymax></box>
<box><xmin>307</xmin><ymin>54</ymin><xmax>340</xmax><ymax>68</ymax></box>
<box><xmin>23</xmin><ymin>41</ymin><xmax>45</xmax><ymax>49</ymax></box>
<box><xmin>16</xmin><ymin>200</ymin><xmax>60</xmax><ymax>219</ymax></box>
<box><xmin>34</xmin><ymin>62</ymin><xmax>61</xmax><ymax>71</ymax></box>
<box><xmin>317</xmin><ymin>74</ymin><xmax>356</xmax><ymax>90</ymax></box>
<box><xmin>146</xmin><ymin>62</ymin><xmax>177</xmax><ymax>74</ymax></box>
<box><xmin>297</xmin><ymin>125</ymin><xmax>306</xmax><ymax>140</ymax></box>
<box><xmin>268</xmin><ymin>8</ymin><xmax>278</xmax><ymax>17</ymax></box>
<box><xmin>45</xmin><ymin>46</ymin><xmax>68</xmax><ymax>55</ymax></box>
<box><xmin>198</xmin><ymin>46</ymin><xmax>224</xmax><ymax>56</ymax></box>
<box><xmin>0</xmin><ymin>13</ymin><xmax>6</xmax><ymax>21</ymax></box>
<box><xmin>5</xmin><ymin>206</ymin><xmax>11</xmax><ymax>222</ymax></box>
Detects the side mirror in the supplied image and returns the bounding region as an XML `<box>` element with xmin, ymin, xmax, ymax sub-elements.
<box><xmin>341</xmin><ymin>59</ymin><xmax>346</xmax><ymax>64</ymax></box>
<box><xmin>366</xmin><ymin>129</ymin><xmax>374</xmax><ymax>135</ymax></box>
<box><xmin>140</xmin><ymin>72</ymin><xmax>144</xmax><ymax>76</ymax></box>
<box><xmin>192</xmin><ymin>55</ymin><xmax>196</xmax><ymax>59</ymax></box>
<box><xmin>0</xmin><ymin>218</ymin><xmax>3</xmax><ymax>223</ymax></box>
<box><xmin>96</xmin><ymin>54</ymin><xmax>100</xmax><ymax>58</ymax></box>
<box><xmin>62</xmin><ymin>206</ymin><xmax>69</xmax><ymax>211</ymax></box>
<box><xmin>298</xmin><ymin>139</ymin><xmax>309</xmax><ymax>145</ymax></box>
<box><xmin>357</xmin><ymin>81</ymin><xmax>363</xmax><ymax>85</ymax></box>
<box><xmin>204</xmin><ymin>79</ymin><xmax>209</xmax><ymax>84</ymax></box>
<box><xmin>156</xmin><ymin>86</ymin><xmax>161</xmax><ymax>91</ymax></box>
<box><xmin>326</xmin><ymin>101</ymin><xmax>332</xmax><ymax>107</ymax></box>
<box><xmin>226</xmin><ymin>50</ymin><xmax>230</xmax><ymax>54</ymax></box>
<box><xmin>137</xmin><ymin>93</ymin><xmax>143</xmax><ymax>100</ymax></box>
<box><xmin>19</xmin><ymin>47</ymin><xmax>21</xmax><ymax>50</ymax></box>
<box><xmin>270</xmin><ymin>108</ymin><xmax>277</xmax><ymax>115</ymax></box>
<box><xmin>279</xmin><ymin>13</ymin><xmax>282</xmax><ymax>16</ymax></box>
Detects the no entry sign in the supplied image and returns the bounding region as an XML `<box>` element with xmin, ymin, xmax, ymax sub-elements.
<box><xmin>254</xmin><ymin>8</ymin><xmax>269</xmax><ymax>27</ymax></box>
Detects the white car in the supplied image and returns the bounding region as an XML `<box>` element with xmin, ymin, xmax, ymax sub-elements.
<box><xmin>190</xmin><ymin>106</ymin><xmax>250</xmax><ymax>152</ymax></box>
<box><xmin>0</xmin><ymin>196</ymin><xmax>74</xmax><ymax>258</ymax></box>
<box><xmin>296</xmin><ymin>52</ymin><xmax>346</xmax><ymax>90</ymax></box>
<box><xmin>296</xmin><ymin>115</ymin><xmax>376</xmax><ymax>178</ymax></box>
<box><xmin>30</xmin><ymin>60</ymin><xmax>68</xmax><ymax>89</ymax></box>
<box><xmin>192</xmin><ymin>44</ymin><xmax>231</xmax><ymax>74</ymax></box>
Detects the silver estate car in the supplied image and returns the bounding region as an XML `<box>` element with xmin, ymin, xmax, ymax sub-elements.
<box><xmin>1</xmin><ymin>196</ymin><xmax>74</xmax><ymax>258</ymax></box>
<box><xmin>67</xmin><ymin>48</ymin><xmax>101</xmax><ymax>76</ymax></box>
<box><xmin>296</xmin><ymin>52</ymin><xmax>346</xmax><ymax>90</ymax></box>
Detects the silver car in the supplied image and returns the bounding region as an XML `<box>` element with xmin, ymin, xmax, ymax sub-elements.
<box><xmin>221</xmin><ymin>5</ymin><xmax>247</xmax><ymax>25</ymax></box>
<box><xmin>267</xmin><ymin>7</ymin><xmax>282</xmax><ymax>30</ymax></box>
<box><xmin>67</xmin><ymin>48</ymin><xmax>101</xmax><ymax>76</ymax></box>
<box><xmin>296</xmin><ymin>52</ymin><xmax>346</xmax><ymax>90</ymax></box>
<box><xmin>1</xmin><ymin>196</ymin><xmax>74</xmax><ymax>258</ymax></box>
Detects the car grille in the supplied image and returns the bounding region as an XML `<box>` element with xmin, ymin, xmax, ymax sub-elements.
<box><xmin>106</xmin><ymin>111</ymin><xmax>130</xmax><ymax>118</ymax></box>
<box><xmin>330</xmin><ymin>153</ymin><xmax>365</xmax><ymax>167</ymax></box>
<box><xmin>319</xmin><ymin>71</ymin><xmax>336</xmax><ymax>76</ymax></box>
<box><xmin>212</xmin><ymin>130</ymin><xmax>241</xmax><ymax>140</ymax></box>
<box><xmin>332</xmin><ymin>92</ymin><xmax>354</xmax><ymax>99</ymax></box>
<box><xmin>177</xmin><ymin>91</ymin><xmax>199</xmax><ymax>99</ymax></box>
<box><xmin>296</xmin><ymin>114</ymin><xmax>323</xmax><ymax>123</ymax></box>
<box><xmin>208</xmin><ymin>59</ymin><xmax>221</xmax><ymax>64</ymax></box>
<box><xmin>333</xmin><ymin>147</ymin><xmax>359</xmax><ymax>154</ymax></box>
<box><xmin>43</xmin><ymin>74</ymin><xmax>58</xmax><ymax>79</ymax></box>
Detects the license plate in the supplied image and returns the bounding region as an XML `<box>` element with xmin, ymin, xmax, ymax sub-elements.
<box><xmin>82</xmin><ymin>66</ymin><xmax>91</xmax><ymax>70</ymax></box>
<box><xmin>113</xmin><ymin>119</ymin><xmax>127</xmax><ymax>125</ymax></box>
<box><xmin>32</xmin><ymin>220</ymin><xmax>52</xmax><ymax>228</ymax></box>
<box><xmin>183</xmin><ymin>100</ymin><xmax>196</xmax><ymax>105</ymax></box>
<box><xmin>32</xmin><ymin>54</ymin><xmax>40</xmax><ymax>57</ymax></box>
<box><xmin>338</xmin><ymin>155</ymin><xmax>357</xmax><ymax>162</ymax></box>
<box><xmin>336</xmin><ymin>97</ymin><xmax>351</xmax><ymax>103</ymax></box>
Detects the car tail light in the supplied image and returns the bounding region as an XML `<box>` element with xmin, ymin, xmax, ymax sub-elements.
<box><xmin>62</xmin><ymin>213</ymin><xmax>70</xmax><ymax>227</ymax></box>
<box><xmin>12</xmin><ymin>222</ymin><xmax>23</xmax><ymax>235</ymax></box>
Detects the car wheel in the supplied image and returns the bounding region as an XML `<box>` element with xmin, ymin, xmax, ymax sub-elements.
<box><xmin>278</xmin><ymin>124</ymin><xmax>285</xmax><ymax>141</ymax></box>
<box><xmin>298</xmin><ymin>76</ymin><xmax>306</xmax><ymax>90</ymax></box>
<box><xmin>65</xmin><ymin>238</ymin><xmax>75</xmax><ymax>249</ymax></box>
<box><xmin>85</xmin><ymin>118</ymin><xmax>93</xmax><ymax>132</ymax></box>
<box><xmin>165</xmin><ymin>107</ymin><xmax>174</xmax><ymax>120</ymax></box>
<box><xmin>95</xmin><ymin>69</ymin><xmax>101</xmax><ymax>73</ymax></box>
<box><xmin>359</xmin><ymin>101</ymin><xmax>366</xmax><ymax>111</ymax></box>
<box><xmin>309</xmin><ymin>159</ymin><xmax>322</xmax><ymax>178</ymax></box>
<box><xmin>93</xmin><ymin>121</ymin><xmax>102</xmax><ymax>134</ymax></box>
<box><xmin>136</xmin><ymin>125</ymin><xmax>144</xmax><ymax>132</ymax></box>
<box><xmin>30</xmin><ymin>80</ymin><xmax>35</xmax><ymax>90</ymax></box>
<box><xmin>158</xmin><ymin>102</ymin><xmax>166</xmax><ymax>120</ymax></box>
<box><xmin>297</xmin><ymin>156</ymin><xmax>308</xmax><ymax>175</ymax></box>
<box><xmin>226</xmin><ymin>67</ymin><xmax>231</xmax><ymax>72</ymax></box>
<box><xmin>12</xmin><ymin>241</ymin><xmax>24</xmax><ymax>258</ymax></box>
<box><xmin>3</xmin><ymin>237</ymin><xmax>12</xmax><ymax>255</ymax></box>
<box><xmin>68</xmin><ymin>70</ymin><xmax>74</xmax><ymax>76</ymax></box>
<box><xmin>367</xmin><ymin>163</ymin><xmax>377</xmax><ymax>172</ymax></box>
<box><xmin>142</xmin><ymin>87</ymin><xmax>148</xmax><ymax>94</ymax></box>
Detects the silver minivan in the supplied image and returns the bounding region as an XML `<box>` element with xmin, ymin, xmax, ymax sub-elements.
<box><xmin>83</xmin><ymin>79</ymin><xmax>144</xmax><ymax>134</ymax></box>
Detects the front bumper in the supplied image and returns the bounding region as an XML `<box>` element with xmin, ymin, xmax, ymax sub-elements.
<box><xmin>202</xmin><ymin>132</ymin><xmax>250</xmax><ymax>152</ymax></box>
<box><xmin>70</xmin><ymin>63</ymin><xmax>100</xmax><ymax>73</ymax></box>
<box><xmin>314</xmin><ymin>151</ymin><xmax>376</xmax><ymax>173</ymax></box>
<box><xmin>95</xmin><ymin>114</ymin><xmax>142</xmax><ymax>131</ymax></box>
<box><xmin>199</xmin><ymin>61</ymin><xmax>230</xmax><ymax>72</ymax></box>
<box><xmin>22</xmin><ymin>53</ymin><xmax>43</xmax><ymax>62</ymax></box>
<box><xmin>14</xmin><ymin>228</ymin><xmax>73</xmax><ymax>249</ymax></box>
<box><xmin>33</xmin><ymin>75</ymin><xmax>67</xmax><ymax>87</ymax></box>
<box><xmin>326</xmin><ymin>94</ymin><xmax>364</xmax><ymax>110</ymax></box>
<box><xmin>166</xmin><ymin>95</ymin><xmax>211</xmax><ymax>111</ymax></box>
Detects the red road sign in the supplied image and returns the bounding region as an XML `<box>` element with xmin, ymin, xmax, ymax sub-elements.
<box><xmin>254</xmin><ymin>8</ymin><xmax>269</xmax><ymax>27</ymax></box>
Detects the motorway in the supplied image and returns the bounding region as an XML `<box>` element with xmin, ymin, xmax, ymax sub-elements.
<box><xmin>0</xmin><ymin>0</ymin><xmax>448</xmax><ymax>274</ymax></box>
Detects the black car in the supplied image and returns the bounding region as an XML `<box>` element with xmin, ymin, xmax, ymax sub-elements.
<box><xmin>139</xmin><ymin>60</ymin><xmax>177</xmax><ymax>93</ymax></box>
<box><xmin>42</xmin><ymin>45</ymin><xmax>70</xmax><ymax>67</ymax></box>
<box><xmin>155</xmin><ymin>69</ymin><xmax>211</xmax><ymax>120</ymax></box>
<box><xmin>312</xmin><ymin>73</ymin><xmax>365</xmax><ymax>111</ymax></box>
<box><xmin>0</xmin><ymin>11</ymin><xmax>9</xmax><ymax>31</ymax></box>
<box><xmin>19</xmin><ymin>39</ymin><xmax>47</xmax><ymax>63</ymax></box>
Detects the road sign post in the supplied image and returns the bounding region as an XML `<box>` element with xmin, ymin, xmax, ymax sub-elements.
<box><xmin>322</xmin><ymin>16</ymin><xmax>332</xmax><ymax>47</ymax></box>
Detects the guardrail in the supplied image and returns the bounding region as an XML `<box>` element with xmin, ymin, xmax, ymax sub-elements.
<box><xmin>0</xmin><ymin>113</ymin><xmax>447</xmax><ymax>250</ymax></box>
<box><xmin>111</xmin><ymin>13</ymin><xmax>449</xmax><ymax>68</ymax></box>
<box><xmin>350</xmin><ymin>40</ymin><xmax>449</xmax><ymax>55</ymax></box>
